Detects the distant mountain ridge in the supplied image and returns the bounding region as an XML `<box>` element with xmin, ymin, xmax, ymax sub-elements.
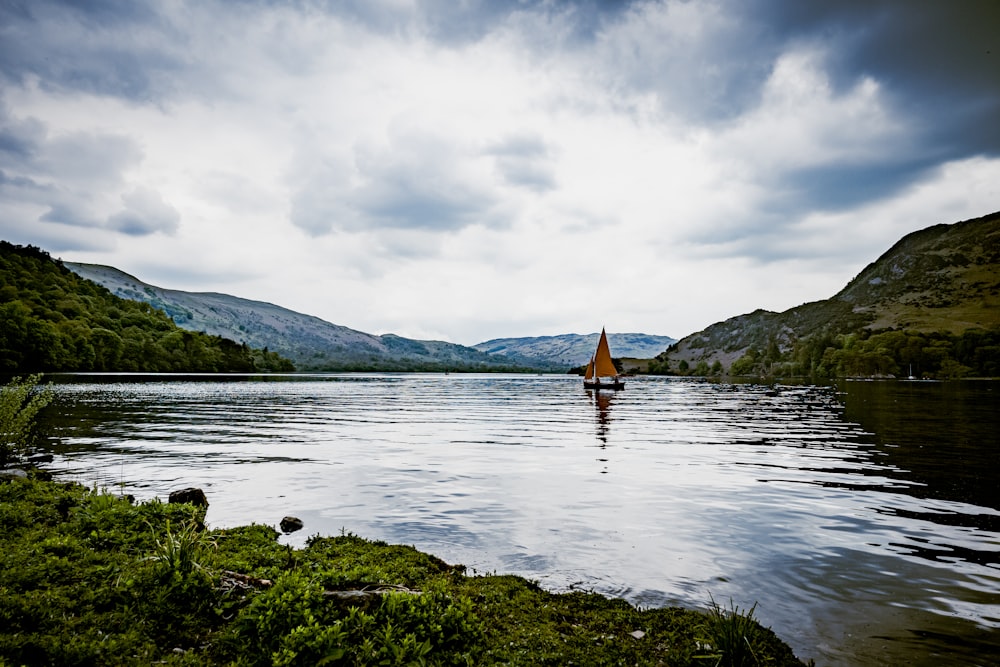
<box><xmin>474</xmin><ymin>332</ymin><xmax>676</xmax><ymax>367</ymax></box>
<box><xmin>656</xmin><ymin>210</ymin><xmax>1000</xmax><ymax>377</ymax></box>
<box><xmin>65</xmin><ymin>263</ymin><xmax>550</xmax><ymax>372</ymax></box>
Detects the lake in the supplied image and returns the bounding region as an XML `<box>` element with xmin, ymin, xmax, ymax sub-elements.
<box><xmin>38</xmin><ymin>374</ymin><xmax>1000</xmax><ymax>666</ymax></box>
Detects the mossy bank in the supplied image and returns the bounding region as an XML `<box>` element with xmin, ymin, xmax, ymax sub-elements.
<box><xmin>0</xmin><ymin>474</ymin><xmax>807</xmax><ymax>666</ymax></box>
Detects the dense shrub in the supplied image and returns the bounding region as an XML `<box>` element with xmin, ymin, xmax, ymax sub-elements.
<box><xmin>0</xmin><ymin>374</ymin><xmax>53</xmax><ymax>466</ymax></box>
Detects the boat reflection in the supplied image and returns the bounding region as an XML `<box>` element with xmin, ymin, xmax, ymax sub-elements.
<box><xmin>589</xmin><ymin>389</ymin><xmax>616</xmax><ymax>445</ymax></box>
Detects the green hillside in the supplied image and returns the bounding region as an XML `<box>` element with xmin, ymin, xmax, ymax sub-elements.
<box><xmin>0</xmin><ymin>241</ymin><xmax>293</xmax><ymax>373</ymax></box>
<box><xmin>66</xmin><ymin>262</ymin><xmax>549</xmax><ymax>372</ymax></box>
<box><xmin>653</xmin><ymin>211</ymin><xmax>1000</xmax><ymax>379</ymax></box>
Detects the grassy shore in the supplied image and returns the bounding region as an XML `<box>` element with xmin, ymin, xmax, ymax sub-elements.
<box><xmin>0</xmin><ymin>474</ymin><xmax>807</xmax><ymax>666</ymax></box>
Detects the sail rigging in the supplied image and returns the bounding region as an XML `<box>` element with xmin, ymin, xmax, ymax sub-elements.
<box><xmin>592</xmin><ymin>329</ymin><xmax>618</xmax><ymax>378</ymax></box>
<box><xmin>584</xmin><ymin>328</ymin><xmax>624</xmax><ymax>390</ymax></box>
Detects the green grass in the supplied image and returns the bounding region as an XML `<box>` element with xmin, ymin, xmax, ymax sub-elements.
<box><xmin>0</xmin><ymin>374</ymin><xmax>54</xmax><ymax>467</ymax></box>
<box><xmin>699</xmin><ymin>595</ymin><xmax>770</xmax><ymax>667</ymax></box>
<box><xmin>0</xmin><ymin>475</ymin><xmax>807</xmax><ymax>666</ymax></box>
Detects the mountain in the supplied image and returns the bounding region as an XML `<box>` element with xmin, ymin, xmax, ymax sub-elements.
<box><xmin>65</xmin><ymin>263</ymin><xmax>546</xmax><ymax>372</ymax></box>
<box><xmin>653</xmin><ymin>211</ymin><xmax>1000</xmax><ymax>379</ymax></box>
<box><xmin>473</xmin><ymin>332</ymin><xmax>676</xmax><ymax>367</ymax></box>
<box><xmin>0</xmin><ymin>242</ymin><xmax>292</xmax><ymax>373</ymax></box>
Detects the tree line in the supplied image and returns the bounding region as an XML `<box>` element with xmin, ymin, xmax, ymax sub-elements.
<box><xmin>649</xmin><ymin>327</ymin><xmax>999</xmax><ymax>379</ymax></box>
<box><xmin>0</xmin><ymin>241</ymin><xmax>293</xmax><ymax>373</ymax></box>
<box><xmin>781</xmin><ymin>328</ymin><xmax>999</xmax><ymax>379</ymax></box>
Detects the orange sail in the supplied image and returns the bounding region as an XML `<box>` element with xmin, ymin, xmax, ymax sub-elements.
<box><xmin>584</xmin><ymin>357</ymin><xmax>595</xmax><ymax>381</ymax></box>
<box><xmin>592</xmin><ymin>328</ymin><xmax>618</xmax><ymax>378</ymax></box>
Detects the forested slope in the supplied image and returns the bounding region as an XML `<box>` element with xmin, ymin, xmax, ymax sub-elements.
<box><xmin>0</xmin><ymin>242</ymin><xmax>293</xmax><ymax>373</ymax></box>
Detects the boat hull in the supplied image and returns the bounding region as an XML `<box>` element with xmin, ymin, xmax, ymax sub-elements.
<box><xmin>584</xmin><ymin>380</ymin><xmax>624</xmax><ymax>390</ymax></box>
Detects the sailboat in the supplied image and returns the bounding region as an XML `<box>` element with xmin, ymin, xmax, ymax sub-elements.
<box><xmin>583</xmin><ymin>328</ymin><xmax>624</xmax><ymax>390</ymax></box>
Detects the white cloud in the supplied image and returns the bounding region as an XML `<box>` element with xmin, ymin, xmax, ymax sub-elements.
<box><xmin>488</xmin><ymin>133</ymin><xmax>557</xmax><ymax>192</ymax></box>
<box><xmin>107</xmin><ymin>186</ymin><xmax>180</xmax><ymax>236</ymax></box>
<box><xmin>714</xmin><ymin>47</ymin><xmax>906</xmax><ymax>181</ymax></box>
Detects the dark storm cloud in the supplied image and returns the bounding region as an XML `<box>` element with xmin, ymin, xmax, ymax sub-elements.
<box><xmin>781</xmin><ymin>157</ymin><xmax>943</xmax><ymax>213</ymax></box>
<box><xmin>591</xmin><ymin>2</ymin><xmax>777</xmax><ymax>123</ymax></box>
<box><xmin>0</xmin><ymin>169</ymin><xmax>39</xmax><ymax>189</ymax></box>
<box><xmin>0</xmin><ymin>117</ymin><xmax>44</xmax><ymax>159</ymax></box>
<box><xmin>353</xmin><ymin>170</ymin><xmax>489</xmax><ymax>231</ymax></box>
<box><xmin>332</xmin><ymin>0</ymin><xmax>1000</xmax><ymax>166</ymax></box>
<box><xmin>38</xmin><ymin>132</ymin><xmax>143</xmax><ymax>189</ymax></box>
<box><xmin>0</xmin><ymin>104</ymin><xmax>178</xmax><ymax>239</ymax></box>
<box><xmin>44</xmin><ymin>0</ymin><xmax>159</xmax><ymax>24</ymax></box>
<box><xmin>753</xmin><ymin>0</ymin><xmax>1000</xmax><ymax>158</ymax></box>
<box><xmin>107</xmin><ymin>187</ymin><xmax>181</xmax><ymax>236</ymax></box>
<box><xmin>0</xmin><ymin>0</ymin><xmax>182</xmax><ymax>101</ymax></box>
<box><xmin>1</xmin><ymin>105</ymin><xmax>138</xmax><ymax>219</ymax></box>
<box><xmin>575</xmin><ymin>0</ymin><xmax>998</xmax><ymax>234</ymax></box>
<box><xmin>0</xmin><ymin>107</ymin><xmax>52</xmax><ymax>208</ymax></box>
<box><xmin>800</xmin><ymin>1</ymin><xmax>997</xmax><ymax>219</ymax></box>
<box><xmin>289</xmin><ymin>131</ymin><xmax>499</xmax><ymax>236</ymax></box>
<box><xmin>643</xmin><ymin>0</ymin><xmax>1000</xmax><ymax>253</ymax></box>
<box><xmin>402</xmin><ymin>0</ymin><xmax>992</xmax><ymax>250</ymax></box>
<box><xmin>4</xmin><ymin>0</ymin><xmax>993</xmax><ymax>147</ymax></box>
<box><xmin>329</xmin><ymin>0</ymin><xmax>630</xmax><ymax>44</ymax></box>
<box><xmin>349</xmin><ymin>132</ymin><xmax>497</xmax><ymax>232</ymax></box>
<box><xmin>39</xmin><ymin>202</ymin><xmax>102</xmax><ymax>228</ymax></box>
<box><xmin>289</xmin><ymin>161</ymin><xmax>492</xmax><ymax>236</ymax></box>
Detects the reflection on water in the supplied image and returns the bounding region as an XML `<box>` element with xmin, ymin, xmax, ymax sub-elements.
<box><xmin>839</xmin><ymin>380</ymin><xmax>1000</xmax><ymax>513</ymax></box>
<box><xmin>589</xmin><ymin>388</ymin><xmax>616</xmax><ymax>446</ymax></box>
<box><xmin>39</xmin><ymin>374</ymin><xmax>1000</xmax><ymax>666</ymax></box>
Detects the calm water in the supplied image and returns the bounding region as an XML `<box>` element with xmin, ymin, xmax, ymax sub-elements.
<box><xmin>39</xmin><ymin>374</ymin><xmax>1000</xmax><ymax>666</ymax></box>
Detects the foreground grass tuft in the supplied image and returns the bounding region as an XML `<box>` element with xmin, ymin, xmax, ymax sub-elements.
<box><xmin>0</xmin><ymin>374</ymin><xmax>54</xmax><ymax>467</ymax></box>
<box><xmin>700</xmin><ymin>595</ymin><xmax>771</xmax><ymax>667</ymax></box>
<box><xmin>0</xmin><ymin>475</ymin><xmax>806</xmax><ymax>665</ymax></box>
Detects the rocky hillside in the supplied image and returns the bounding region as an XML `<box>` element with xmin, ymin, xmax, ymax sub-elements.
<box><xmin>66</xmin><ymin>263</ymin><xmax>549</xmax><ymax>372</ymax></box>
<box><xmin>836</xmin><ymin>214</ymin><xmax>1000</xmax><ymax>332</ymax></box>
<box><xmin>655</xmin><ymin>211</ymin><xmax>1000</xmax><ymax>378</ymax></box>
<box><xmin>474</xmin><ymin>332</ymin><xmax>676</xmax><ymax>367</ymax></box>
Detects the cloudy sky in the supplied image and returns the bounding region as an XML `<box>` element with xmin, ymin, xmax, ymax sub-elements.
<box><xmin>1</xmin><ymin>0</ymin><xmax>998</xmax><ymax>345</ymax></box>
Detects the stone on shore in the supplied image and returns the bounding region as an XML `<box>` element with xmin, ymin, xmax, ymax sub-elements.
<box><xmin>168</xmin><ymin>487</ymin><xmax>209</xmax><ymax>508</ymax></box>
<box><xmin>280</xmin><ymin>516</ymin><xmax>304</xmax><ymax>533</ymax></box>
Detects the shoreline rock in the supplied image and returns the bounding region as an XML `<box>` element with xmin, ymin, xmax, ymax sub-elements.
<box><xmin>168</xmin><ymin>487</ymin><xmax>209</xmax><ymax>508</ymax></box>
<box><xmin>280</xmin><ymin>515</ymin><xmax>304</xmax><ymax>533</ymax></box>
